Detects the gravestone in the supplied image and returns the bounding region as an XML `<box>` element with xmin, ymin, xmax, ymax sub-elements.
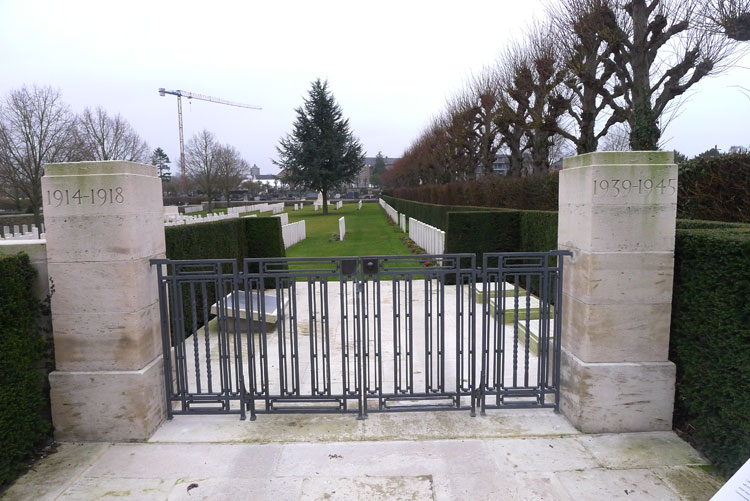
<box><xmin>558</xmin><ymin>151</ymin><xmax>677</xmax><ymax>433</ymax></box>
<box><xmin>42</xmin><ymin>161</ymin><xmax>166</xmax><ymax>441</ymax></box>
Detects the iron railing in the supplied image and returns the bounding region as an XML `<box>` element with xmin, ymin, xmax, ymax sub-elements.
<box><xmin>151</xmin><ymin>251</ymin><xmax>570</xmax><ymax>420</ymax></box>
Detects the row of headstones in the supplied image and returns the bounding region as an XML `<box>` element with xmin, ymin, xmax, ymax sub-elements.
<box><xmin>164</xmin><ymin>211</ymin><xmax>242</xmax><ymax>226</ymax></box>
<box><xmin>378</xmin><ymin>198</ymin><xmax>399</xmax><ymax>224</ymax></box>
<box><xmin>227</xmin><ymin>202</ymin><xmax>284</xmax><ymax>215</ymax></box>
<box><xmin>0</xmin><ymin>223</ymin><xmax>45</xmax><ymax>240</ymax></box>
<box><xmin>376</xmin><ymin>198</ymin><xmax>445</xmax><ymax>254</ymax></box>
<box><xmin>313</xmin><ymin>201</ymin><xmax>345</xmax><ymax>211</ymax></box>
<box><xmin>164</xmin><ymin>211</ymin><xmax>290</xmax><ymax>227</ymax></box>
<box><xmin>282</xmin><ymin>220</ymin><xmax>307</xmax><ymax>249</ymax></box>
<box><xmin>408</xmin><ymin>217</ymin><xmax>445</xmax><ymax>255</ymax></box>
<box><xmin>183</xmin><ymin>205</ymin><xmax>203</xmax><ymax>214</ymax></box>
<box><xmin>275</xmin><ymin>213</ymin><xmax>289</xmax><ymax>226</ymax></box>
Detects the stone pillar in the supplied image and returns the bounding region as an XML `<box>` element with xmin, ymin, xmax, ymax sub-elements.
<box><xmin>42</xmin><ymin>161</ymin><xmax>166</xmax><ymax>441</ymax></box>
<box><xmin>558</xmin><ymin>151</ymin><xmax>677</xmax><ymax>433</ymax></box>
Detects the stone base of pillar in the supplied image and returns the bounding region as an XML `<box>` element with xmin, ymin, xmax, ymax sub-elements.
<box><xmin>49</xmin><ymin>356</ymin><xmax>166</xmax><ymax>441</ymax></box>
<box><xmin>560</xmin><ymin>348</ymin><xmax>675</xmax><ymax>433</ymax></box>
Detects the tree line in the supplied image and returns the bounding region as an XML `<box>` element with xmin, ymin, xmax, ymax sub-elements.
<box><xmin>382</xmin><ymin>0</ymin><xmax>749</xmax><ymax>190</ymax></box>
<box><xmin>0</xmin><ymin>85</ymin><xmax>255</xmax><ymax>225</ymax></box>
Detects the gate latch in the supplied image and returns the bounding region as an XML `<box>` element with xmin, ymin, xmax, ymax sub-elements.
<box><xmin>363</xmin><ymin>258</ymin><xmax>379</xmax><ymax>276</ymax></box>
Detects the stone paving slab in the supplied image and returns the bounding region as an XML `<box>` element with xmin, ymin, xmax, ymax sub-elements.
<box><xmin>4</xmin><ymin>430</ymin><xmax>723</xmax><ymax>500</ymax></box>
<box><xmin>149</xmin><ymin>408</ymin><xmax>579</xmax><ymax>443</ymax></box>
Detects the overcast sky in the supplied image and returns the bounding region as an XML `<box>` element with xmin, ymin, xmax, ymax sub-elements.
<box><xmin>2</xmin><ymin>0</ymin><xmax>749</xmax><ymax>175</ymax></box>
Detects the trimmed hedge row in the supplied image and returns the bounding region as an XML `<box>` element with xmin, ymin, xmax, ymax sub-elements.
<box><xmin>677</xmin><ymin>153</ymin><xmax>750</xmax><ymax>223</ymax></box>
<box><xmin>0</xmin><ymin>254</ymin><xmax>49</xmax><ymax>486</ymax></box>
<box><xmin>670</xmin><ymin>225</ymin><xmax>750</xmax><ymax>477</ymax></box>
<box><xmin>386</xmin><ymin>196</ymin><xmax>559</xmax><ymax>259</ymax></box>
<box><xmin>382</xmin><ymin>195</ymin><xmax>505</xmax><ymax>231</ymax></box>
<box><xmin>388</xmin><ymin>172</ymin><xmax>559</xmax><ymax>212</ymax></box>
<box><xmin>445</xmin><ymin>211</ymin><xmax>521</xmax><ymax>259</ymax></box>
<box><xmin>165</xmin><ymin>217</ymin><xmax>285</xmax><ymax>262</ymax></box>
<box><xmin>164</xmin><ymin>217</ymin><xmax>286</xmax><ymax>341</ymax></box>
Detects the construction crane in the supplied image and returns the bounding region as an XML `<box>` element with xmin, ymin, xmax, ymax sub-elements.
<box><xmin>158</xmin><ymin>88</ymin><xmax>261</xmax><ymax>189</ymax></box>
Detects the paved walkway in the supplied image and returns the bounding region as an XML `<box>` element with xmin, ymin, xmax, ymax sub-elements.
<box><xmin>4</xmin><ymin>410</ymin><xmax>723</xmax><ymax>500</ymax></box>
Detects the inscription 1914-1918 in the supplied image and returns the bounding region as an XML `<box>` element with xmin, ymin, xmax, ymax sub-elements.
<box><xmin>593</xmin><ymin>178</ymin><xmax>676</xmax><ymax>197</ymax></box>
<box><xmin>46</xmin><ymin>187</ymin><xmax>125</xmax><ymax>207</ymax></box>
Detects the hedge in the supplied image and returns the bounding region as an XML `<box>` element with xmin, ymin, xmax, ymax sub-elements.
<box><xmin>677</xmin><ymin>153</ymin><xmax>750</xmax><ymax>223</ymax></box>
<box><xmin>388</xmin><ymin>172</ymin><xmax>559</xmax><ymax>212</ymax></box>
<box><xmin>382</xmin><ymin>195</ymin><xmax>505</xmax><ymax>231</ymax></box>
<box><xmin>445</xmin><ymin>211</ymin><xmax>521</xmax><ymax>261</ymax></box>
<box><xmin>670</xmin><ymin>225</ymin><xmax>750</xmax><ymax>477</ymax></box>
<box><xmin>519</xmin><ymin>211</ymin><xmax>558</xmax><ymax>253</ymax></box>
<box><xmin>0</xmin><ymin>253</ymin><xmax>49</xmax><ymax>486</ymax></box>
<box><xmin>164</xmin><ymin>217</ymin><xmax>286</xmax><ymax>341</ymax></box>
<box><xmin>165</xmin><ymin>216</ymin><xmax>285</xmax><ymax>262</ymax></box>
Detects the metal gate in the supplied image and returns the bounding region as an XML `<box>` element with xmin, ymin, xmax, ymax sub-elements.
<box><xmin>151</xmin><ymin>251</ymin><xmax>568</xmax><ymax>420</ymax></box>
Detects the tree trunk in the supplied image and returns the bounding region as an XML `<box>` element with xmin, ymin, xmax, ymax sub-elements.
<box><xmin>322</xmin><ymin>190</ymin><xmax>328</xmax><ymax>215</ymax></box>
<box><xmin>530</xmin><ymin>131</ymin><xmax>550</xmax><ymax>175</ymax></box>
<box><xmin>30</xmin><ymin>187</ymin><xmax>43</xmax><ymax>229</ymax></box>
<box><xmin>578</xmin><ymin>80</ymin><xmax>599</xmax><ymax>154</ymax></box>
<box><xmin>628</xmin><ymin>0</ymin><xmax>660</xmax><ymax>151</ymax></box>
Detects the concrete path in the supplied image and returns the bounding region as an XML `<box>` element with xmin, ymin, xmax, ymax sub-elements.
<box><xmin>4</xmin><ymin>410</ymin><xmax>723</xmax><ymax>500</ymax></box>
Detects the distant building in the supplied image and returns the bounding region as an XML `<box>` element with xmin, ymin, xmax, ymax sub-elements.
<box><xmin>256</xmin><ymin>174</ymin><xmax>280</xmax><ymax>188</ymax></box>
<box><xmin>475</xmin><ymin>153</ymin><xmax>511</xmax><ymax>179</ymax></box>
<box><xmin>353</xmin><ymin>156</ymin><xmax>399</xmax><ymax>188</ymax></box>
<box><xmin>729</xmin><ymin>145</ymin><xmax>748</xmax><ymax>154</ymax></box>
<box><xmin>249</xmin><ymin>164</ymin><xmax>261</xmax><ymax>179</ymax></box>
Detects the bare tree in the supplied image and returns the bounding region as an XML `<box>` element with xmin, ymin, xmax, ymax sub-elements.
<box><xmin>74</xmin><ymin>106</ymin><xmax>149</xmax><ymax>162</ymax></box>
<box><xmin>495</xmin><ymin>45</ymin><xmax>533</xmax><ymax>177</ymax></box>
<box><xmin>495</xmin><ymin>26</ymin><xmax>570</xmax><ymax>176</ymax></box>
<box><xmin>214</xmin><ymin>143</ymin><xmax>249</xmax><ymax>203</ymax></box>
<box><xmin>548</xmin><ymin>0</ymin><xmax>628</xmax><ymax>154</ymax></box>
<box><xmin>0</xmin><ymin>85</ymin><xmax>76</xmax><ymax>226</ymax></box>
<box><xmin>593</xmin><ymin>0</ymin><xmax>745</xmax><ymax>150</ymax></box>
<box><xmin>184</xmin><ymin>130</ymin><xmax>219</xmax><ymax>211</ymax></box>
<box><xmin>598</xmin><ymin>122</ymin><xmax>632</xmax><ymax>150</ymax></box>
<box><xmin>704</xmin><ymin>0</ymin><xmax>750</xmax><ymax>40</ymax></box>
<box><xmin>466</xmin><ymin>69</ymin><xmax>503</xmax><ymax>177</ymax></box>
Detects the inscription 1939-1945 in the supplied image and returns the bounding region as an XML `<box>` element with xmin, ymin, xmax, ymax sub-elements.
<box><xmin>46</xmin><ymin>187</ymin><xmax>125</xmax><ymax>207</ymax></box>
<box><xmin>593</xmin><ymin>178</ymin><xmax>676</xmax><ymax>197</ymax></box>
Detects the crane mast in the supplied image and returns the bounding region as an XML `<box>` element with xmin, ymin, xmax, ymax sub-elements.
<box><xmin>158</xmin><ymin>88</ymin><xmax>261</xmax><ymax>190</ymax></box>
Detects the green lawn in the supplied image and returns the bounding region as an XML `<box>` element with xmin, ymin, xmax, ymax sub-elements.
<box><xmin>285</xmin><ymin>202</ymin><xmax>412</xmax><ymax>257</ymax></box>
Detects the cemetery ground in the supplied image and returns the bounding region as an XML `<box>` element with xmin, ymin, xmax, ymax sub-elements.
<box><xmin>285</xmin><ymin>202</ymin><xmax>412</xmax><ymax>257</ymax></box>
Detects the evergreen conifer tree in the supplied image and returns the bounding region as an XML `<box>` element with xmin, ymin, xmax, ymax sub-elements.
<box><xmin>274</xmin><ymin>79</ymin><xmax>364</xmax><ymax>214</ymax></box>
<box><xmin>151</xmin><ymin>147</ymin><xmax>171</xmax><ymax>182</ymax></box>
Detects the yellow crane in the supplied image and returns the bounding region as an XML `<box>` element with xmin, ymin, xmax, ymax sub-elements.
<box><xmin>158</xmin><ymin>88</ymin><xmax>261</xmax><ymax>189</ymax></box>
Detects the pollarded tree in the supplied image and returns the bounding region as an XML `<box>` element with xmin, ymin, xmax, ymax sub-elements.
<box><xmin>596</xmin><ymin>0</ymin><xmax>746</xmax><ymax>150</ymax></box>
<box><xmin>274</xmin><ymin>79</ymin><xmax>364</xmax><ymax>214</ymax></box>
<box><xmin>549</xmin><ymin>0</ymin><xmax>628</xmax><ymax>154</ymax></box>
